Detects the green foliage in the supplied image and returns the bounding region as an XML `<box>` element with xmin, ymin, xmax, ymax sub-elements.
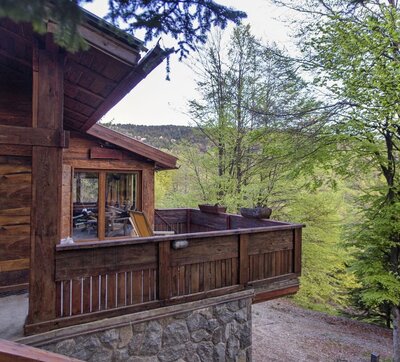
<box><xmin>288</xmin><ymin>177</ymin><xmax>358</xmax><ymax>313</ymax></box>
<box><xmin>0</xmin><ymin>0</ymin><xmax>87</xmax><ymax>51</ymax></box>
<box><xmin>349</xmin><ymin>197</ymin><xmax>400</xmax><ymax>319</ymax></box>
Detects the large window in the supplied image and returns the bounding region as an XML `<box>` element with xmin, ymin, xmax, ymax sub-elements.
<box><xmin>72</xmin><ymin>171</ymin><xmax>139</xmax><ymax>241</ymax></box>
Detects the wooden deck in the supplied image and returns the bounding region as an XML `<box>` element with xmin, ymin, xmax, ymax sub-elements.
<box><xmin>24</xmin><ymin>208</ymin><xmax>302</xmax><ymax>335</ymax></box>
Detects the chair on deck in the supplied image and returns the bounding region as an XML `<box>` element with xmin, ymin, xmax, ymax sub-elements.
<box><xmin>129</xmin><ymin>211</ymin><xmax>175</xmax><ymax>237</ymax></box>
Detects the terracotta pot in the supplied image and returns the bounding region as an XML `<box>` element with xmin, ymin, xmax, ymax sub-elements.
<box><xmin>240</xmin><ymin>207</ymin><xmax>272</xmax><ymax>219</ymax></box>
<box><xmin>198</xmin><ymin>204</ymin><xmax>227</xmax><ymax>214</ymax></box>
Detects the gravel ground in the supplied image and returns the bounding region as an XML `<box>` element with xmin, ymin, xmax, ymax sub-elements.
<box><xmin>252</xmin><ymin>299</ymin><xmax>392</xmax><ymax>362</ymax></box>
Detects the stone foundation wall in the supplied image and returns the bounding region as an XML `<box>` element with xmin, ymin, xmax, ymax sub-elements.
<box><xmin>40</xmin><ymin>293</ymin><xmax>252</xmax><ymax>362</ymax></box>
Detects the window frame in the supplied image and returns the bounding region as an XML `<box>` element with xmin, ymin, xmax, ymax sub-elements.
<box><xmin>71</xmin><ymin>168</ymin><xmax>142</xmax><ymax>241</ymax></box>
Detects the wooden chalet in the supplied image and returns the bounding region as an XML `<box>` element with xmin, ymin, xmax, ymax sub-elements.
<box><xmin>0</xmin><ymin>8</ymin><xmax>303</xmax><ymax>340</ymax></box>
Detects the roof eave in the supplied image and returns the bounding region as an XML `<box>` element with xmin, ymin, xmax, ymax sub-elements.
<box><xmin>86</xmin><ymin>124</ymin><xmax>178</xmax><ymax>170</ymax></box>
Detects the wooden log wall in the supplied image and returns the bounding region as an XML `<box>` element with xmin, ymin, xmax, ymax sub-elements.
<box><xmin>0</xmin><ymin>156</ymin><xmax>31</xmax><ymax>293</ymax></box>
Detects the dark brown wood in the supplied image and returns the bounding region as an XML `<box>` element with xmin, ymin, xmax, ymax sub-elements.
<box><xmin>55</xmin><ymin>243</ymin><xmax>158</xmax><ymax>280</ymax></box>
<box><xmin>98</xmin><ymin>171</ymin><xmax>106</xmax><ymax>240</ymax></box>
<box><xmin>158</xmin><ymin>240</ymin><xmax>170</xmax><ymax>300</ymax></box>
<box><xmin>239</xmin><ymin>234</ymin><xmax>249</xmax><ymax>286</ymax></box>
<box><xmin>75</xmin><ymin>23</ymin><xmax>141</xmax><ymax>65</ymax></box>
<box><xmin>178</xmin><ymin>266</ymin><xmax>185</xmax><ymax>296</ymax></box>
<box><xmin>87</xmin><ymin>124</ymin><xmax>177</xmax><ymax>169</ymax></box>
<box><xmin>62</xmin><ymin>280</ymin><xmax>71</xmax><ymax>317</ymax></box>
<box><xmin>92</xmin><ymin>275</ymin><xmax>99</xmax><ymax>312</ymax></box>
<box><xmin>60</xmin><ymin>165</ymin><xmax>72</xmax><ymax>239</ymax></box>
<box><xmin>107</xmin><ymin>273</ymin><xmax>117</xmax><ymax>310</ymax></box>
<box><xmin>141</xmin><ymin>269</ymin><xmax>149</xmax><ymax>302</ymax></box>
<box><xmin>191</xmin><ymin>263</ymin><xmax>200</xmax><ymax>293</ymax></box>
<box><xmin>247</xmin><ymin>230</ymin><xmax>293</xmax><ymax>256</ymax></box>
<box><xmin>117</xmin><ymin>272</ymin><xmax>126</xmax><ymax>307</ymax></box>
<box><xmin>252</xmin><ymin>285</ymin><xmax>299</xmax><ymax>304</ymax></box>
<box><xmin>142</xmin><ymin>168</ymin><xmax>155</xmax><ymax>227</ymax></box>
<box><xmin>170</xmin><ymin>235</ymin><xmax>238</xmax><ymax>267</ymax></box>
<box><xmin>28</xmin><ymin>38</ymin><xmax>65</xmax><ymax>325</ymax></box>
<box><xmin>248</xmin><ymin>273</ymin><xmax>298</xmax><ymax>288</ymax></box>
<box><xmin>82</xmin><ymin>277</ymin><xmax>91</xmax><ymax>314</ymax></box>
<box><xmin>71</xmin><ymin>278</ymin><xmax>81</xmax><ymax>315</ymax></box>
<box><xmin>293</xmin><ymin>228</ymin><xmax>302</xmax><ymax>275</ymax></box>
<box><xmin>0</xmin><ymin>338</ymin><xmax>82</xmax><ymax>362</ymax></box>
<box><xmin>0</xmin><ymin>145</ymin><xmax>31</xmax><ymax>156</ymax></box>
<box><xmin>189</xmin><ymin>210</ymin><xmax>229</xmax><ymax>231</ymax></box>
<box><xmin>132</xmin><ymin>270</ymin><xmax>142</xmax><ymax>304</ymax></box>
<box><xmin>90</xmin><ymin>147</ymin><xmax>123</xmax><ymax>160</ymax></box>
<box><xmin>0</xmin><ymin>125</ymin><xmax>69</xmax><ymax>148</ymax></box>
<box><xmin>170</xmin><ymin>266</ymin><xmax>178</xmax><ymax>297</ymax></box>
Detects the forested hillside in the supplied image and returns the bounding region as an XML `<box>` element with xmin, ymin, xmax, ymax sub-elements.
<box><xmin>101</xmin><ymin>123</ymin><xmax>208</xmax><ymax>150</ymax></box>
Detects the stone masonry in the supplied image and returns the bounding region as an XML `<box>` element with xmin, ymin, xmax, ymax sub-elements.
<box><xmin>41</xmin><ymin>295</ymin><xmax>252</xmax><ymax>362</ymax></box>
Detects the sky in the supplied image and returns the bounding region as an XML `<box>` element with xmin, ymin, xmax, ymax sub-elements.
<box><xmin>83</xmin><ymin>1</ymin><xmax>294</xmax><ymax>126</ymax></box>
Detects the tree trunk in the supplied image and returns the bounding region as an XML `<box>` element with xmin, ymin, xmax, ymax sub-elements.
<box><xmin>393</xmin><ymin>305</ymin><xmax>400</xmax><ymax>362</ymax></box>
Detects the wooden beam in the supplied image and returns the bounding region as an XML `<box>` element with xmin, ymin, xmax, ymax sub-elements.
<box><xmin>28</xmin><ymin>35</ymin><xmax>64</xmax><ymax>326</ymax></box>
<box><xmin>78</xmin><ymin>24</ymin><xmax>140</xmax><ymax>66</ymax></box>
<box><xmin>0</xmin><ymin>259</ymin><xmax>29</xmax><ymax>273</ymax></box>
<box><xmin>158</xmin><ymin>240</ymin><xmax>170</xmax><ymax>300</ymax></box>
<box><xmin>239</xmin><ymin>234</ymin><xmax>249</xmax><ymax>286</ymax></box>
<box><xmin>87</xmin><ymin>124</ymin><xmax>178</xmax><ymax>170</ymax></box>
<box><xmin>97</xmin><ymin>171</ymin><xmax>106</xmax><ymax>240</ymax></box>
<box><xmin>293</xmin><ymin>228</ymin><xmax>302</xmax><ymax>275</ymax></box>
<box><xmin>0</xmin><ymin>125</ymin><xmax>69</xmax><ymax>147</ymax></box>
<box><xmin>252</xmin><ymin>285</ymin><xmax>299</xmax><ymax>304</ymax></box>
<box><xmin>0</xmin><ymin>338</ymin><xmax>81</xmax><ymax>362</ymax></box>
<box><xmin>47</xmin><ymin>21</ymin><xmax>141</xmax><ymax>66</ymax></box>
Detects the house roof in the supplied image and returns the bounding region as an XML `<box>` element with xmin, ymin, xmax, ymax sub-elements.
<box><xmin>87</xmin><ymin>124</ymin><xmax>178</xmax><ymax>170</ymax></box>
<box><xmin>0</xmin><ymin>8</ymin><xmax>171</xmax><ymax>132</ymax></box>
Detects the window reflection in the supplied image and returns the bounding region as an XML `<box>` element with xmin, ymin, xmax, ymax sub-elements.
<box><xmin>105</xmin><ymin>173</ymin><xmax>137</xmax><ymax>237</ymax></box>
<box><xmin>72</xmin><ymin>172</ymin><xmax>98</xmax><ymax>240</ymax></box>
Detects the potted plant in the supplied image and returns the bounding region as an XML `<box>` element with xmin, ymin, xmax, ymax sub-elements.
<box><xmin>240</xmin><ymin>196</ymin><xmax>272</xmax><ymax>219</ymax></box>
<box><xmin>198</xmin><ymin>203</ymin><xmax>227</xmax><ymax>214</ymax></box>
<box><xmin>240</xmin><ymin>206</ymin><xmax>272</xmax><ymax>219</ymax></box>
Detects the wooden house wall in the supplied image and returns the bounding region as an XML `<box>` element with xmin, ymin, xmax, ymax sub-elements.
<box><xmin>0</xmin><ymin>154</ymin><xmax>32</xmax><ymax>293</ymax></box>
<box><xmin>0</xmin><ymin>74</ymin><xmax>33</xmax><ymax>292</ymax></box>
<box><xmin>62</xmin><ymin>132</ymin><xmax>155</xmax><ymax>239</ymax></box>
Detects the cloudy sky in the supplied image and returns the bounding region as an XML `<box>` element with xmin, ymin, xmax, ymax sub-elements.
<box><xmin>84</xmin><ymin>0</ymin><xmax>294</xmax><ymax>126</ymax></box>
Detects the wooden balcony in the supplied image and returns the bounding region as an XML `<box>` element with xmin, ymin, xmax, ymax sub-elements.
<box><xmin>24</xmin><ymin>208</ymin><xmax>302</xmax><ymax>335</ymax></box>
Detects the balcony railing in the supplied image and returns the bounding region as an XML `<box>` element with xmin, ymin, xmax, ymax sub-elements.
<box><xmin>24</xmin><ymin>208</ymin><xmax>302</xmax><ymax>335</ymax></box>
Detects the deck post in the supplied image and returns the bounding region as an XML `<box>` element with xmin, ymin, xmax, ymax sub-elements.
<box><xmin>239</xmin><ymin>234</ymin><xmax>249</xmax><ymax>286</ymax></box>
<box><xmin>28</xmin><ymin>35</ymin><xmax>64</xmax><ymax>325</ymax></box>
<box><xmin>293</xmin><ymin>228</ymin><xmax>302</xmax><ymax>275</ymax></box>
<box><xmin>158</xmin><ymin>240</ymin><xmax>171</xmax><ymax>300</ymax></box>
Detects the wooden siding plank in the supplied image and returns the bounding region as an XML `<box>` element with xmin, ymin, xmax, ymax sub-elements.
<box><xmin>170</xmin><ymin>235</ymin><xmax>238</xmax><ymax>267</ymax></box>
<box><xmin>55</xmin><ymin>243</ymin><xmax>158</xmax><ymax>280</ymax></box>
<box><xmin>239</xmin><ymin>234</ymin><xmax>249</xmax><ymax>285</ymax></box>
<box><xmin>132</xmin><ymin>271</ymin><xmax>142</xmax><ymax>304</ymax></box>
<box><xmin>0</xmin><ymin>258</ymin><xmax>29</xmax><ymax>272</ymax></box>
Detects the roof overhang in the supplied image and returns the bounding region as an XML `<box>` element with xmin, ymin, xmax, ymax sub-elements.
<box><xmin>87</xmin><ymin>124</ymin><xmax>178</xmax><ymax>170</ymax></box>
<box><xmin>0</xmin><ymin>8</ymin><xmax>171</xmax><ymax>133</ymax></box>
